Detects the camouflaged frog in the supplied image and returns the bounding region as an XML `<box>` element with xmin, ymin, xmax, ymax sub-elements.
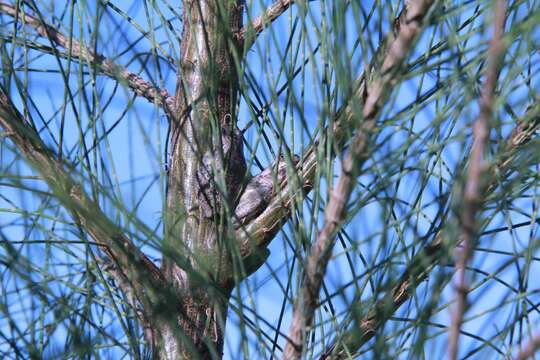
<box><xmin>234</xmin><ymin>155</ymin><xmax>299</xmax><ymax>227</ymax></box>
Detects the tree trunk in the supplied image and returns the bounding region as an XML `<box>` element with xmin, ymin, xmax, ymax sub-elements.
<box><xmin>157</xmin><ymin>289</ymin><xmax>230</xmax><ymax>359</ymax></box>
<box><xmin>159</xmin><ymin>1</ymin><xmax>244</xmax><ymax>358</ymax></box>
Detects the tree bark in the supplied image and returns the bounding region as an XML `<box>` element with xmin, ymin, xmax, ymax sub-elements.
<box><xmin>159</xmin><ymin>1</ymin><xmax>245</xmax><ymax>358</ymax></box>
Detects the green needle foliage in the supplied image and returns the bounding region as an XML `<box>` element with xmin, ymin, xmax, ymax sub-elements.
<box><xmin>0</xmin><ymin>0</ymin><xmax>539</xmax><ymax>359</ymax></box>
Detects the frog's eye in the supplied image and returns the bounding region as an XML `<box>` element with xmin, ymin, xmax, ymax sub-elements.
<box><xmin>223</xmin><ymin>113</ymin><xmax>233</xmax><ymax>127</ymax></box>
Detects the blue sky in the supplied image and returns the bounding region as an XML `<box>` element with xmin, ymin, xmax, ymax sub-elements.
<box><xmin>1</xmin><ymin>0</ymin><xmax>540</xmax><ymax>359</ymax></box>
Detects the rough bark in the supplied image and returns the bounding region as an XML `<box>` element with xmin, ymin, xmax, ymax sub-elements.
<box><xmin>1</xmin><ymin>1</ymin><xmax>539</xmax><ymax>359</ymax></box>
<box><xmin>160</xmin><ymin>1</ymin><xmax>245</xmax><ymax>358</ymax></box>
<box><xmin>0</xmin><ymin>87</ymin><xmax>168</xmax><ymax>354</ymax></box>
<box><xmin>282</xmin><ymin>0</ymin><xmax>438</xmax><ymax>357</ymax></box>
<box><xmin>448</xmin><ymin>2</ymin><xmax>508</xmax><ymax>358</ymax></box>
<box><xmin>320</xmin><ymin>101</ymin><xmax>540</xmax><ymax>358</ymax></box>
<box><xmin>0</xmin><ymin>1</ymin><xmax>294</xmax><ymax>358</ymax></box>
<box><xmin>0</xmin><ymin>2</ymin><xmax>174</xmax><ymax>112</ymax></box>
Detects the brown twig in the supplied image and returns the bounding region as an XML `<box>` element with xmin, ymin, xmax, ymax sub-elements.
<box><xmin>237</xmin><ymin>0</ymin><xmax>294</xmax><ymax>48</ymax></box>
<box><xmin>0</xmin><ymin>2</ymin><xmax>174</xmax><ymax>113</ymax></box>
<box><xmin>235</xmin><ymin>2</ymin><xmax>411</xmax><ymax>261</ymax></box>
<box><xmin>281</xmin><ymin>1</ymin><xmax>438</xmax><ymax>358</ymax></box>
<box><xmin>100</xmin><ymin>257</ymin><xmax>158</xmax><ymax>352</ymax></box>
<box><xmin>516</xmin><ymin>332</ymin><xmax>540</xmax><ymax>360</ymax></box>
<box><xmin>448</xmin><ymin>2</ymin><xmax>508</xmax><ymax>359</ymax></box>
<box><xmin>0</xmin><ymin>87</ymin><xmax>165</xmax><ymax>317</ymax></box>
<box><xmin>320</xmin><ymin>101</ymin><xmax>540</xmax><ymax>358</ymax></box>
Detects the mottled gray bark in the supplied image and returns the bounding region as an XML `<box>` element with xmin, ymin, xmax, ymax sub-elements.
<box><xmin>0</xmin><ymin>1</ymin><xmax>305</xmax><ymax>358</ymax></box>
<box><xmin>160</xmin><ymin>1</ymin><xmax>244</xmax><ymax>358</ymax></box>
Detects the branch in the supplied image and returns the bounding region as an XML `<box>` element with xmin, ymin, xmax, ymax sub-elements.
<box><xmin>234</xmin><ymin>3</ymin><xmax>415</xmax><ymax>260</ymax></box>
<box><xmin>0</xmin><ymin>87</ymin><xmax>165</xmax><ymax>316</ymax></box>
<box><xmin>448</xmin><ymin>2</ymin><xmax>508</xmax><ymax>359</ymax></box>
<box><xmin>516</xmin><ymin>332</ymin><xmax>540</xmax><ymax>360</ymax></box>
<box><xmin>100</xmin><ymin>258</ymin><xmax>157</xmax><ymax>351</ymax></box>
<box><xmin>0</xmin><ymin>2</ymin><xmax>174</xmax><ymax>112</ymax></box>
<box><xmin>281</xmin><ymin>1</ymin><xmax>438</xmax><ymax>358</ymax></box>
<box><xmin>320</xmin><ymin>100</ymin><xmax>540</xmax><ymax>359</ymax></box>
<box><xmin>237</xmin><ymin>0</ymin><xmax>294</xmax><ymax>48</ymax></box>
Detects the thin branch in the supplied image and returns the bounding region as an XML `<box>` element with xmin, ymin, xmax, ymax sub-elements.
<box><xmin>448</xmin><ymin>2</ymin><xmax>508</xmax><ymax>359</ymax></box>
<box><xmin>320</xmin><ymin>101</ymin><xmax>540</xmax><ymax>359</ymax></box>
<box><xmin>281</xmin><ymin>1</ymin><xmax>438</xmax><ymax>358</ymax></box>
<box><xmin>237</xmin><ymin>0</ymin><xmax>294</xmax><ymax>48</ymax></box>
<box><xmin>0</xmin><ymin>87</ymin><xmax>165</xmax><ymax>316</ymax></box>
<box><xmin>100</xmin><ymin>257</ymin><xmax>157</xmax><ymax>352</ymax></box>
<box><xmin>234</xmin><ymin>3</ymin><xmax>412</xmax><ymax>260</ymax></box>
<box><xmin>0</xmin><ymin>2</ymin><xmax>174</xmax><ymax>112</ymax></box>
<box><xmin>516</xmin><ymin>332</ymin><xmax>540</xmax><ymax>360</ymax></box>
